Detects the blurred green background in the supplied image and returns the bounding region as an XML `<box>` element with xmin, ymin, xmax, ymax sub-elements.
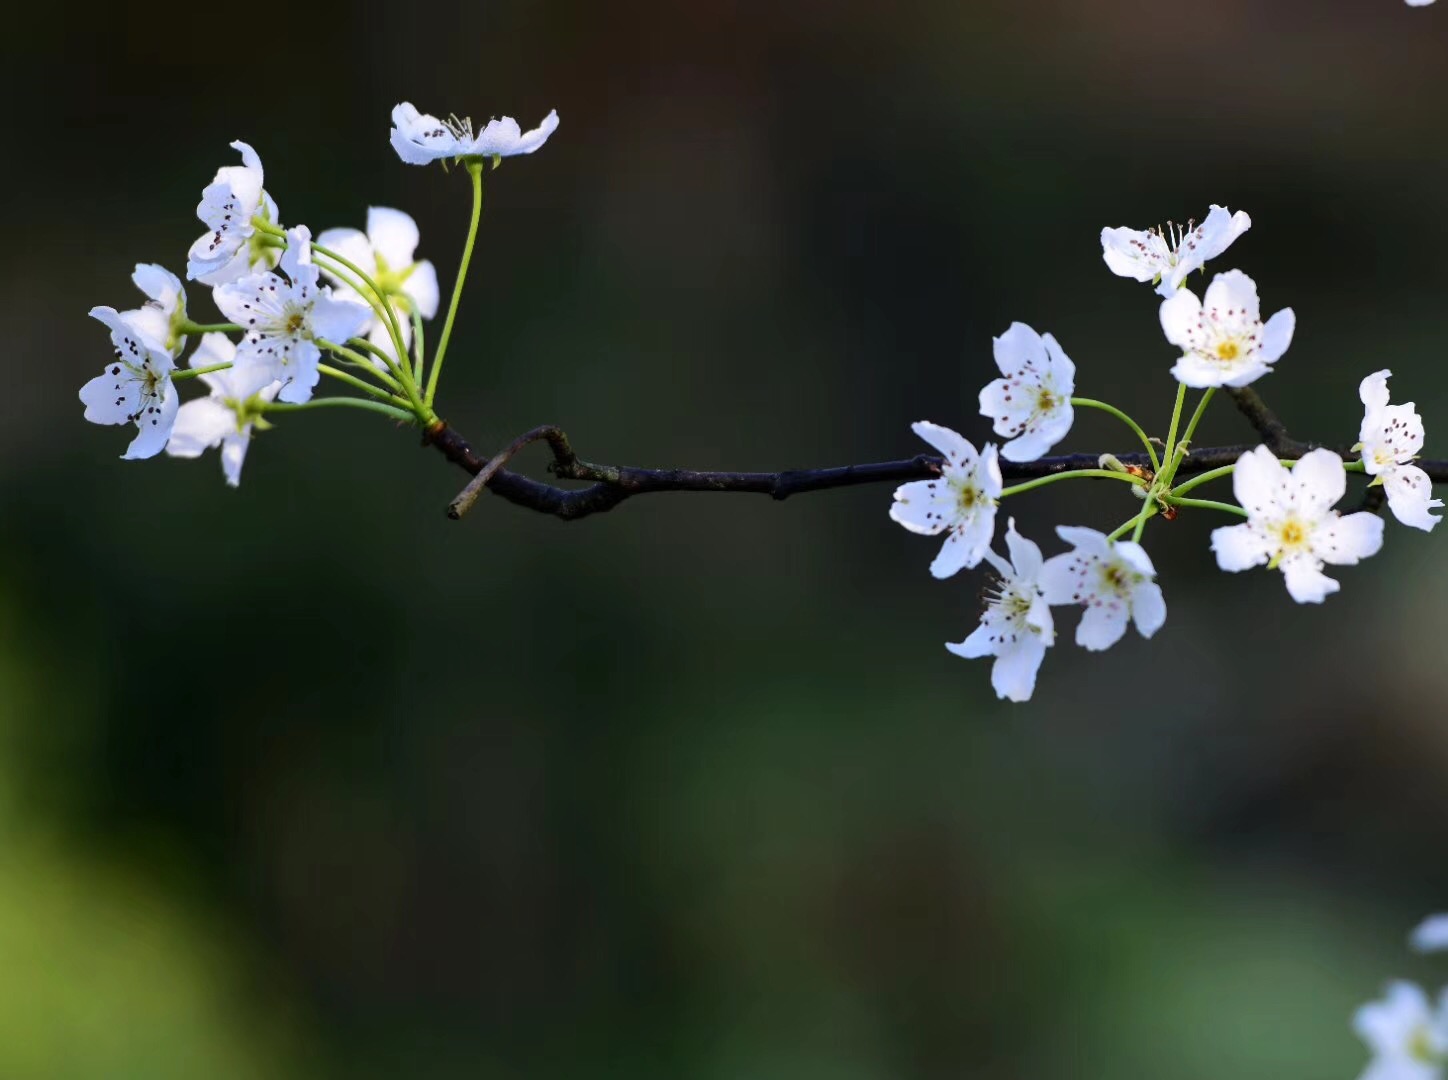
<box><xmin>4</xmin><ymin>0</ymin><xmax>1448</xmax><ymax>1076</ymax></box>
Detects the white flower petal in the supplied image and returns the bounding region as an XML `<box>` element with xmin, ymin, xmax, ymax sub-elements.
<box><xmin>992</xmin><ymin>321</ymin><xmax>1048</xmax><ymax>376</ymax></box>
<box><xmin>1003</xmin><ymin>519</ymin><xmax>1044</xmax><ymax>581</ymax></box>
<box><xmin>1354</xmin><ymin>981</ymin><xmax>1433</xmax><ymax>1056</ymax></box>
<box><xmin>991</xmin><ymin>638</ymin><xmax>1047</xmax><ymax>702</ymax></box>
<box><xmin>367</xmin><ymin>206</ymin><xmax>420</xmax><ymax>268</ymax></box>
<box><xmin>1232</xmin><ymin>446</ymin><xmax>1285</xmax><ymax>515</ymax></box>
<box><xmin>1383</xmin><ymin>466</ymin><xmax>1443</xmax><ymax>532</ymax></box>
<box><xmin>390</xmin><ymin>102</ymin><xmax>465</xmax><ymax>164</ymax></box>
<box><xmin>1291</xmin><ymin>448</ymin><xmax>1347</xmax><ymax>518</ymax></box>
<box><xmin>889</xmin><ymin>479</ymin><xmax>954</xmax><ymax>535</ymax></box>
<box><xmin>1411</xmin><ymin>914</ymin><xmax>1448</xmax><ymax>954</ymax></box>
<box><xmin>1130</xmin><ymin>581</ymin><xmax>1166</xmax><ymax>638</ymax></box>
<box><xmin>1201</xmin><ymin>269</ymin><xmax>1262</xmax><ymax>323</ymax></box>
<box><xmin>1317</xmin><ymin>511</ymin><xmax>1386</xmax><ymax>565</ymax></box>
<box><xmin>1280</xmin><ymin>554</ymin><xmax>1340</xmax><ymax>604</ymax></box>
<box><xmin>1211</xmin><ymin>522</ymin><xmax>1272</xmax><ymax>571</ymax></box>
<box><xmin>1076</xmin><ymin>602</ymin><xmax>1130</xmax><ymax>651</ymax></box>
<box><xmin>121</xmin><ymin>381</ymin><xmax>180</xmax><ymax>460</ymax></box>
<box><xmin>1054</xmin><ymin>525</ymin><xmax>1113</xmax><ymax>559</ymax></box>
<box><xmin>930</xmin><ymin>519</ymin><xmax>993</xmax><ymax>579</ymax></box>
<box><xmin>946</xmin><ymin>623</ymin><xmax>995</xmax><ymax>660</ymax></box>
<box><xmin>406</xmin><ymin>259</ymin><xmax>440</xmax><ymax>320</ymax></box>
<box><xmin>311</xmin><ymin>291</ymin><xmax>374</xmax><ymax>345</ymax></box>
<box><xmin>1112</xmin><ymin>540</ymin><xmax>1156</xmax><ymax>579</ymax></box>
<box><xmin>314</xmin><ymin>227</ymin><xmax>373</xmax><ymax>291</ymax></box>
<box><xmin>1360</xmin><ymin>369</ymin><xmax>1393</xmax><ymax>414</ymax></box>
<box><xmin>166</xmin><ymin>397</ymin><xmax>236</xmax><ymax>458</ymax></box>
<box><xmin>1159</xmin><ymin>287</ymin><xmax>1203</xmax><ymax>350</ymax></box>
<box><xmin>911</xmin><ymin>421</ymin><xmax>978</xmax><ymax>469</ymax></box>
<box><xmin>1101</xmin><ymin>226</ymin><xmax>1170</xmax><ymax>283</ymax></box>
<box><xmin>1259</xmin><ymin>308</ymin><xmax>1296</xmax><ymax>366</ymax></box>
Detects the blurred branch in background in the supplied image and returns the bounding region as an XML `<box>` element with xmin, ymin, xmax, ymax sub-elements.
<box><xmin>424</xmin><ymin>386</ymin><xmax>1446</xmax><ymax>522</ymax></box>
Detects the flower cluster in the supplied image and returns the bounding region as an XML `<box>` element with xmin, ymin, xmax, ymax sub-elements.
<box><xmin>80</xmin><ymin>103</ymin><xmax>559</xmax><ymax>485</ymax></box>
<box><xmin>1354</xmin><ymin>915</ymin><xmax>1448</xmax><ymax>1080</ymax></box>
<box><xmin>891</xmin><ymin>204</ymin><xmax>1439</xmax><ymax>702</ymax></box>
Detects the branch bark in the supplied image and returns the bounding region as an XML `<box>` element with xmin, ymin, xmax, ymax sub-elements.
<box><xmin>422</xmin><ymin>390</ymin><xmax>1448</xmax><ymax>522</ymax></box>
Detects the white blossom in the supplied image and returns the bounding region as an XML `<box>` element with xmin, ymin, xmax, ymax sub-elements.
<box><xmin>1354</xmin><ymin>981</ymin><xmax>1448</xmax><ymax>1080</ymax></box>
<box><xmin>1406</xmin><ymin>0</ymin><xmax>1436</xmax><ymax>7</ymax></box>
<box><xmin>390</xmin><ymin>103</ymin><xmax>560</xmax><ymax>165</ymax></box>
<box><xmin>78</xmin><ymin>306</ymin><xmax>179</xmax><ymax>460</ymax></box>
<box><xmin>890</xmin><ymin>422</ymin><xmax>1002</xmax><ymax>579</ymax></box>
<box><xmin>1038</xmin><ymin>527</ymin><xmax>1166</xmax><ymax>650</ymax></box>
<box><xmin>1413</xmin><ymin>915</ymin><xmax>1448</xmax><ymax>954</ymax></box>
<box><xmin>120</xmin><ymin>264</ymin><xmax>188</xmax><ymax>358</ymax></box>
<box><xmin>186</xmin><ymin>141</ymin><xmax>281</xmax><ymax>285</ymax></box>
<box><xmin>1101</xmin><ymin>205</ymin><xmax>1251</xmax><ymax>297</ymax></box>
<box><xmin>1210</xmin><ymin>446</ymin><xmax>1384</xmax><ymax>603</ymax></box>
<box><xmin>316</xmin><ymin>207</ymin><xmax>440</xmax><ymax>365</ymax></box>
<box><xmin>946</xmin><ymin>519</ymin><xmax>1054</xmax><ymax>702</ymax></box>
<box><xmin>978</xmin><ymin>322</ymin><xmax>1075</xmax><ymax>462</ymax></box>
<box><xmin>213</xmin><ymin>226</ymin><xmax>371</xmax><ymax>404</ymax></box>
<box><xmin>1358</xmin><ymin>370</ymin><xmax>1442</xmax><ymax>532</ymax></box>
<box><xmin>1159</xmin><ymin>269</ymin><xmax>1295</xmax><ymax>389</ymax></box>
<box><xmin>165</xmin><ymin>334</ymin><xmax>280</xmax><ymax>487</ymax></box>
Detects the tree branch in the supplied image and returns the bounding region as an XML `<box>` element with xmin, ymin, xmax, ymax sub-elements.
<box><xmin>422</xmin><ymin>392</ymin><xmax>1448</xmax><ymax>523</ymax></box>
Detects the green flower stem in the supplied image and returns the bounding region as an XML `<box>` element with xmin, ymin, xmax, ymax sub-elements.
<box><xmin>262</xmin><ymin>397</ymin><xmax>416</xmax><ymax>423</ymax></box>
<box><xmin>1107</xmin><ymin>512</ymin><xmax>1145</xmax><ymax>542</ymax></box>
<box><xmin>341</xmin><ymin>338</ymin><xmax>406</xmax><ymax>391</ymax></box>
<box><xmin>1167</xmin><ymin>497</ymin><xmax>1248</xmax><ymax>518</ymax></box>
<box><xmin>411</xmin><ymin>308</ymin><xmax>426</xmax><ymax>386</ymax></box>
<box><xmin>1130</xmin><ymin>499</ymin><xmax>1157</xmax><ymax>543</ymax></box>
<box><xmin>1160</xmin><ymin>383</ymin><xmax>1188</xmax><ymax>482</ymax></box>
<box><xmin>310</xmin><ymin>249</ymin><xmax>414</xmax><ymax>390</ymax></box>
<box><xmin>999</xmin><ymin>468</ymin><xmax>1148</xmax><ymax>498</ymax></box>
<box><xmin>1344</xmin><ymin>459</ymin><xmax>1367</xmax><ymax>473</ymax></box>
<box><xmin>1169</xmin><ymin>463</ymin><xmax>1236</xmax><ymax>498</ymax></box>
<box><xmin>1070</xmin><ymin>398</ymin><xmax>1160</xmax><ymax>472</ymax></box>
<box><xmin>1160</xmin><ymin>388</ymin><xmax>1215</xmax><ymax>487</ymax></box>
<box><xmin>425</xmin><ymin>160</ymin><xmax>485</xmax><ymax>409</ymax></box>
<box><xmin>178</xmin><ymin>321</ymin><xmax>241</xmax><ymax>335</ymax></box>
<box><xmin>317</xmin><ymin>364</ymin><xmax>414</xmax><ymax>407</ymax></box>
<box><xmin>171</xmin><ymin>362</ymin><xmax>233</xmax><ymax>380</ymax></box>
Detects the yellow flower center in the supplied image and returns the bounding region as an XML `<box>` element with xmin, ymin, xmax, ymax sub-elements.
<box><xmin>1215</xmin><ymin>340</ymin><xmax>1240</xmax><ymax>361</ymax></box>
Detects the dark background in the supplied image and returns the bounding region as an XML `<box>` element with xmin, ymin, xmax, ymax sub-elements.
<box><xmin>3</xmin><ymin>0</ymin><xmax>1448</xmax><ymax>1075</ymax></box>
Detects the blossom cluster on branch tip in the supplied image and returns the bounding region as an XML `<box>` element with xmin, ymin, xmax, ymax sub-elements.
<box><xmin>1355</xmin><ymin>914</ymin><xmax>1448</xmax><ymax>1080</ymax></box>
<box><xmin>890</xmin><ymin>203</ymin><xmax>1440</xmax><ymax>703</ymax></box>
<box><xmin>80</xmin><ymin>102</ymin><xmax>558</xmax><ymax>483</ymax></box>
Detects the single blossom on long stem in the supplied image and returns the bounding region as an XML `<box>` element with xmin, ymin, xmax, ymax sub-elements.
<box><xmin>1039</xmin><ymin>527</ymin><xmax>1166</xmax><ymax>650</ymax></box>
<box><xmin>317</xmin><ymin>207</ymin><xmax>440</xmax><ymax>363</ymax></box>
<box><xmin>213</xmin><ymin>226</ymin><xmax>372</xmax><ymax>404</ymax></box>
<box><xmin>1101</xmin><ymin>204</ymin><xmax>1251</xmax><ymax>297</ymax></box>
<box><xmin>978</xmin><ymin>322</ymin><xmax>1075</xmax><ymax>462</ymax></box>
<box><xmin>1354</xmin><ymin>981</ymin><xmax>1448</xmax><ymax>1080</ymax></box>
<box><xmin>1357</xmin><ymin>369</ymin><xmax>1442</xmax><ymax>532</ymax></box>
<box><xmin>78</xmin><ymin>306</ymin><xmax>180</xmax><ymax>460</ymax></box>
<box><xmin>390</xmin><ymin>103</ymin><xmax>560</xmax><ymax>165</ymax></box>
<box><xmin>1211</xmin><ymin>446</ymin><xmax>1384</xmax><ymax>603</ymax></box>
<box><xmin>1159</xmin><ymin>269</ymin><xmax>1295</xmax><ymax>389</ymax></box>
<box><xmin>165</xmin><ymin>334</ymin><xmax>280</xmax><ymax>487</ymax></box>
<box><xmin>889</xmin><ymin>422</ymin><xmax>1002</xmax><ymax>579</ymax></box>
<box><xmin>946</xmin><ymin>519</ymin><xmax>1054</xmax><ymax>702</ymax></box>
<box><xmin>186</xmin><ymin>141</ymin><xmax>281</xmax><ymax>285</ymax></box>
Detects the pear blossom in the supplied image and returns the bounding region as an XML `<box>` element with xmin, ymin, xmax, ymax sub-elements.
<box><xmin>165</xmin><ymin>334</ymin><xmax>281</xmax><ymax>487</ymax></box>
<box><xmin>78</xmin><ymin>306</ymin><xmax>179</xmax><ymax>460</ymax></box>
<box><xmin>1210</xmin><ymin>446</ymin><xmax>1384</xmax><ymax>603</ymax></box>
<box><xmin>316</xmin><ymin>207</ymin><xmax>439</xmax><ymax>364</ymax></box>
<box><xmin>1159</xmin><ymin>269</ymin><xmax>1296</xmax><ymax>389</ymax></box>
<box><xmin>213</xmin><ymin>226</ymin><xmax>371</xmax><ymax>404</ymax></box>
<box><xmin>1358</xmin><ymin>370</ymin><xmax>1442</xmax><ymax>532</ymax></box>
<box><xmin>187</xmin><ymin>141</ymin><xmax>281</xmax><ymax>285</ymax></box>
<box><xmin>390</xmin><ymin>103</ymin><xmax>560</xmax><ymax>165</ymax></box>
<box><xmin>1407</xmin><ymin>0</ymin><xmax>1436</xmax><ymax>7</ymax></box>
<box><xmin>978</xmin><ymin>322</ymin><xmax>1075</xmax><ymax>462</ymax></box>
<box><xmin>889</xmin><ymin>422</ymin><xmax>1002</xmax><ymax>579</ymax></box>
<box><xmin>946</xmin><ymin>519</ymin><xmax>1054</xmax><ymax>702</ymax></box>
<box><xmin>1412</xmin><ymin>915</ymin><xmax>1448</xmax><ymax>954</ymax></box>
<box><xmin>1039</xmin><ymin>527</ymin><xmax>1166</xmax><ymax>650</ymax></box>
<box><xmin>120</xmin><ymin>264</ymin><xmax>188</xmax><ymax>358</ymax></box>
<box><xmin>1354</xmin><ymin>981</ymin><xmax>1448</xmax><ymax>1080</ymax></box>
<box><xmin>1101</xmin><ymin>205</ymin><xmax>1252</xmax><ymax>297</ymax></box>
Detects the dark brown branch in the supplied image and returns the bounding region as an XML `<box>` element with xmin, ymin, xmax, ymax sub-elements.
<box><xmin>423</xmin><ymin>397</ymin><xmax>1448</xmax><ymax>523</ymax></box>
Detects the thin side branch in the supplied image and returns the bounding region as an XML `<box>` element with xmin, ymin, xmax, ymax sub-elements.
<box><xmin>423</xmin><ymin>392</ymin><xmax>1448</xmax><ymax>523</ymax></box>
